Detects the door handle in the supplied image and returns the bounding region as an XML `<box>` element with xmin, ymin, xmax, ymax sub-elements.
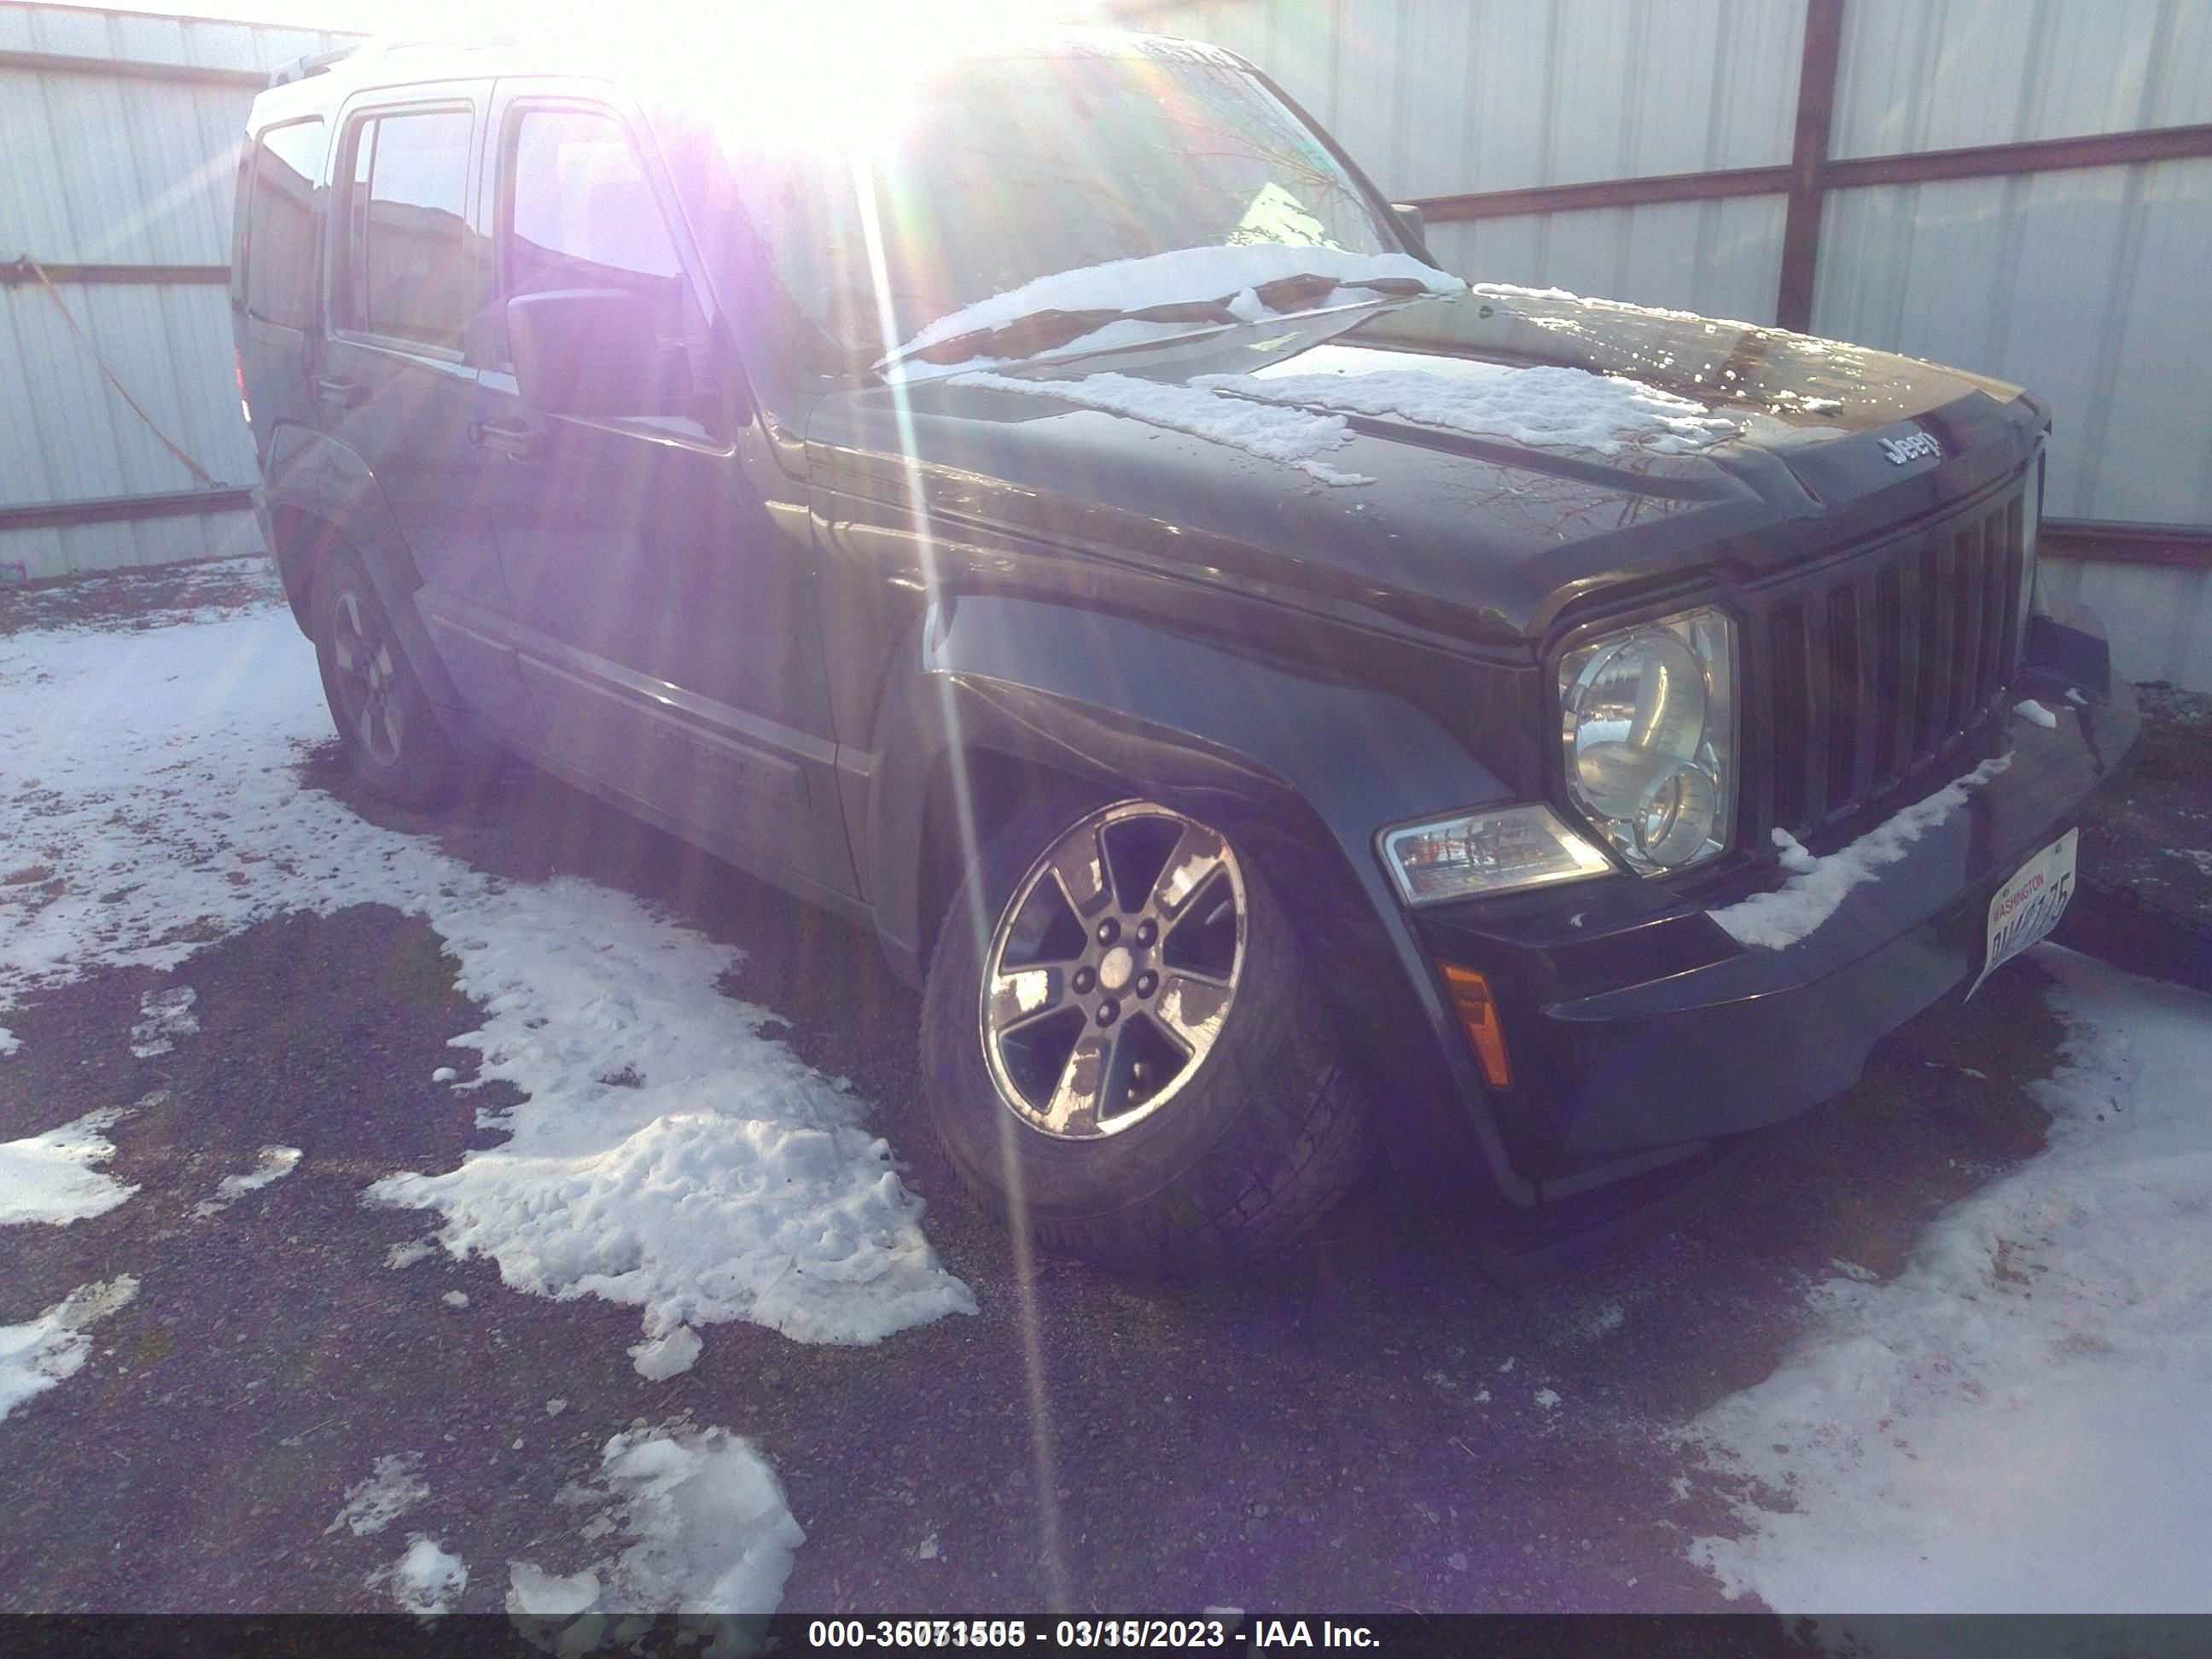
<box><xmin>467</xmin><ymin>418</ymin><xmax>539</xmax><ymax>459</ymax></box>
<box><xmin>313</xmin><ymin>374</ymin><xmax>362</xmax><ymax>412</ymax></box>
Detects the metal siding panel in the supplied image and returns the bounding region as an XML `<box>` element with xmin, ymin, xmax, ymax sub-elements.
<box><xmin>1458</xmin><ymin>0</ymin><xmax>1557</xmax><ymax>193</ymax></box>
<box><xmin>1264</xmin><ymin>0</ymin><xmax>1344</xmax><ymax>133</ymax></box>
<box><xmin>2040</xmin><ymin>556</ymin><xmax>2212</xmax><ymax>691</ymax></box>
<box><xmin>2150</xmin><ymin>0</ymin><xmax>2212</xmax><ymax>128</ymax></box>
<box><xmin>0</xmin><ymin>5</ymin><xmax>357</xmax><ymax>576</ymax></box>
<box><xmin>6</xmin><ymin>68</ymin><xmax>250</xmax><ymax>264</ymax></box>
<box><xmin>2093</xmin><ymin>158</ymin><xmax>2212</xmax><ymax>523</ymax></box>
<box><xmin>1834</xmin><ymin>0</ymin><xmax>2211</xmax><ymax>157</ymax></box>
<box><xmin>1811</xmin><ymin>167</ymin><xmax>2199</xmax><ymax>521</ymax></box>
<box><xmin>1435</xmin><ymin>195</ymin><xmax>1784</xmax><ymax>321</ymax></box>
<box><xmin>0</xmin><ymin>507</ymin><xmax>256</xmax><ymax>580</ymax></box>
<box><xmin>1388</xmin><ymin>0</ymin><xmax>1477</xmax><ymax>200</ymax></box>
<box><xmin>1150</xmin><ymin>0</ymin><xmax>1802</xmax><ymax>195</ymax></box>
<box><xmin>1</xmin><ymin>282</ymin><xmax>252</xmax><ymax>505</ymax></box>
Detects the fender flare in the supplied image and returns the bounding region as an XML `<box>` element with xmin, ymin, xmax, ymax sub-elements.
<box><xmin>261</xmin><ymin>427</ymin><xmax>476</xmax><ymax>736</ymax></box>
<box><xmin>866</xmin><ymin>593</ymin><xmax>1538</xmax><ymax>1206</ymax></box>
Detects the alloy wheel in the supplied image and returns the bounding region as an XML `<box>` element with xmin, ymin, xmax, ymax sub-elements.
<box><xmin>980</xmin><ymin>801</ymin><xmax>1247</xmax><ymax>1139</ymax></box>
<box><xmin>328</xmin><ymin>587</ymin><xmax>405</xmax><ymax>769</ymax></box>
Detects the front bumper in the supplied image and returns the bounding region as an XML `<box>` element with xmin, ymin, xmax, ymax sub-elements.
<box><xmin>1417</xmin><ymin>663</ymin><xmax>2139</xmax><ymax>1190</ymax></box>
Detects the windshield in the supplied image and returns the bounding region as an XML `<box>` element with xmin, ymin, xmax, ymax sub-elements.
<box><xmin>705</xmin><ymin>47</ymin><xmax>1401</xmax><ymax>370</ymax></box>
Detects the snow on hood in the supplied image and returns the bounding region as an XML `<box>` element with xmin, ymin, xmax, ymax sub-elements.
<box><xmin>953</xmin><ymin>370</ymin><xmax>1371</xmax><ymax>486</ymax></box>
<box><xmin>951</xmin><ymin>349</ymin><xmax>1743</xmax><ymax>487</ymax></box>
<box><xmin>884</xmin><ymin>242</ymin><xmax>1464</xmax><ymax>366</ymax></box>
<box><xmin>1213</xmin><ymin>358</ymin><xmax>1742</xmax><ymax>456</ymax></box>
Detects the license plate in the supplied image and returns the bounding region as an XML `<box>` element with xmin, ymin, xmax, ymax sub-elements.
<box><xmin>1966</xmin><ymin>828</ymin><xmax>2078</xmax><ymax>999</ymax></box>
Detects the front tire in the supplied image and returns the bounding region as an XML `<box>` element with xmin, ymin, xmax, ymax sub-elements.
<box><xmin>310</xmin><ymin>552</ymin><xmax>462</xmax><ymax>808</ymax></box>
<box><xmin>921</xmin><ymin>794</ymin><xmax>1371</xmax><ymax>1272</ymax></box>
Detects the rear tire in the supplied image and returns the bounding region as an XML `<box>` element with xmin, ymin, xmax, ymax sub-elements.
<box><xmin>310</xmin><ymin>551</ymin><xmax>462</xmax><ymax>809</ymax></box>
<box><xmin>921</xmin><ymin>792</ymin><xmax>1371</xmax><ymax>1272</ymax></box>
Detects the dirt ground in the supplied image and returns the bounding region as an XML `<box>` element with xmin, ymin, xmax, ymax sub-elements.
<box><xmin>0</xmin><ymin>556</ymin><xmax>2188</xmax><ymax>1620</ymax></box>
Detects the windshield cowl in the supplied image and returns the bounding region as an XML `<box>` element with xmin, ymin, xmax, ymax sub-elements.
<box><xmin>870</xmin><ymin>245</ymin><xmax>1464</xmax><ymax>379</ymax></box>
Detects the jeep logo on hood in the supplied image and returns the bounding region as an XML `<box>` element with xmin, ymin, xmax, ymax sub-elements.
<box><xmin>1880</xmin><ymin>431</ymin><xmax>1941</xmax><ymax>465</ymax></box>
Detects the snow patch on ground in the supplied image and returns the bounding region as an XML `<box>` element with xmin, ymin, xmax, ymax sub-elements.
<box><xmin>370</xmin><ymin>1534</ymin><xmax>467</xmax><ymax>1614</ymax></box>
<box><xmin>1683</xmin><ymin>948</ymin><xmax>2212</xmax><ymax>1612</ymax></box>
<box><xmin>0</xmin><ymin>1107</ymin><xmax>137</xmax><ymax>1225</ymax></box>
<box><xmin>127</xmin><ymin>985</ymin><xmax>198</xmax><ymax>1057</ymax></box>
<box><xmin>1215</xmin><ymin>361</ymin><xmax>1739</xmax><ymax>455</ymax></box>
<box><xmin>327</xmin><ymin>1452</ymin><xmax>430</xmax><ymax>1536</ymax></box>
<box><xmin>630</xmin><ymin>1325</ymin><xmax>704</xmax><ymax>1382</ymax></box>
<box><xmin>0</xmin><ymin>602</ymin><xmax>973</xmax><ymax>1355</ymax></box>
<box><xmin>191</xmin><ymin>1144</ymin><xmax>300</xmax><ymax>1220</ymax></box>
<box><xmin>889</xmin><ymin>242</ymin><xmax>1459</xmax><ymax>364</ymax></box>
<box><xmin>953</xmin><ymin>370</ymin><xmax>1373</xmax><ymax>485</ymax></box>
<box><xmin>509</xmin><ymin>1423</ymin><xmax>804</xmax><ymax>1616</ymax></box>
<box><xmin>0</xmin><ymin>1275</ymin><xmax>137</xmax><ymax>1423</ymax></box>
<box><xmin>1712</xmin><ymin>755</ymin><xmax>2011</xmax><ymax>950</ymax></box>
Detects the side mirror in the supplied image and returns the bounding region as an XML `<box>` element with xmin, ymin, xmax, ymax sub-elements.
<box><xmin>508</xmin><ymin>288</ymin><xmax>691</xmax><ymax>417</ymax></box>
<box><xmin>1391</xmin><ymin>202</ymin><xmax>1430</xmax><ymax>254</ymax></box>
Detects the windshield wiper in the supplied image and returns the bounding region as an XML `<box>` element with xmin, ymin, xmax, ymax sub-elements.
<box><xmin>876</xmin><ymin>299</ymin><xmax>1243</xmax><ymax>377</ymax></box>
<box><xmin>1249</xmin><ymin>271</ymin><xmax>1435</xmax><ymax>311</ymax></box>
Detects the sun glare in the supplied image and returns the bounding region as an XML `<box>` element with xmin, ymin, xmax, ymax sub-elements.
<box><xmin>357</xmin><ymin>0</ymin><xmax>1112</xmax><ymax>153</ymax></box>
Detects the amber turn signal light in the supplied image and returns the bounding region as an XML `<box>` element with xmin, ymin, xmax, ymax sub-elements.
<box><xmin>1440</xmin><ymin>963</ymin><xmax>1511</xmax><ymax>1090</ymax></box>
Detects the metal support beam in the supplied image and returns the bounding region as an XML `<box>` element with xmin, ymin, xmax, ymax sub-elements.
<box><xmin>2043</xmin><ymin>521</ymin><xmax>2212</xmax><ymax>571</ymax></box>
<box><xmin>0</xmin><ymin>47</ymin><xmax>268</xmax><ymax>88</ymax></box>
<box><xmin>2</xmin><ymin>261</ymin><xmax>230</xmax><ymax>288</ymax></box>
<box><xmin>0</xmin><ymin>488</ymin><xmax>254</xmax><ymax>534</ymax></box>
<box><xmin>1417</xmin><ymin>165</ymin><xmax>1792</xmax><ymax>224</ymax></box>
<box><xmin>1777</xmin><ymin>0</ymin><xmax>1847</xmax><ymax>333</ymax></box>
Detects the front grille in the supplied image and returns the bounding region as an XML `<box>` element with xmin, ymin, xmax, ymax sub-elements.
<box><xmin>1748</xmin><ymin>487</ymin><xmax>2029</xmax><ymax>845</ymax></box>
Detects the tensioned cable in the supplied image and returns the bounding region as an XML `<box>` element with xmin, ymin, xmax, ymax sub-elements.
<box><xmin>12</xmin><ymin>254</ymin><xmax>225</xmax><ymax>491</ymax></box>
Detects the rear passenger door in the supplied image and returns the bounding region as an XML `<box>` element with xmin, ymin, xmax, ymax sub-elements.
<box><xmin>235</xmin><ymin>116</ymin><xmax>327</xmax><ymax>469</ymax></box>
<box><xmin>472</xmin><ymin>80</ymin><xmax>849</xmax><ymax>892</ymax></box>
<box><xmin>322</xmin><ymin>85</ymin><xmax>537</xmax><ymax>745</ymax></box>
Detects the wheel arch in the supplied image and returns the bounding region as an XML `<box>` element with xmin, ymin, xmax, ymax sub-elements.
<box><xmin>867</xmin><ymin>594</ymin><xmax>1539</xmax><ymax>1208</ymax></box>
<box><xmin>259</xmin><ymin>428</ymin><xmax>475</xmax><ymax>736</ymax></box>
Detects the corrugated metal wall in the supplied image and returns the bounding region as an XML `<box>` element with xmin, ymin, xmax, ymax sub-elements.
<box><xmin>1162</xmin><ymin>0</ymin><xmax>1809</xmax><ymax>323</ymax></box>
<box><xmin>1118</xmin><ymin>0</ymin><xmax>2212</xmax><ymax>685</ymax></box>
<box><xmin>0</xmin><ymin>2</ymin><xmax>356</xmax><ymax>581</ymax></box>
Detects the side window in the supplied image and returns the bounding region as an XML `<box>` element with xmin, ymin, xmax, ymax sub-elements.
<box><xmin>244</xmin><ymin>119</ymin><xmax>325</xmax><ymax>330</ymax></box>
<box><xmin>504</xmin><ymin>108</ymin><xmax>692</xmax><ymax>366</ymax></box>
<box><xmin>338</xmin><ymin>107</ymin><xmax>473</xmax><ymax>351</ymax></box>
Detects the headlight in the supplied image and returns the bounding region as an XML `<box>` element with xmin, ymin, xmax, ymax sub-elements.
<box><xmin>1557</xmin><ymin>606</ymin><xmax>1736</xmax><ymax>874</ymax></box>
<box><xmin>1380</xmin><ymin>803</ymin><xmax>1614</xmax><ymax>905</ymax></box>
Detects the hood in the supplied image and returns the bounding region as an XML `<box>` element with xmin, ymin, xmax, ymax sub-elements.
<box><xmin>804</xmin><ymin>288</ymin><xmax>2045</xmax><ymax>643</ymax></box>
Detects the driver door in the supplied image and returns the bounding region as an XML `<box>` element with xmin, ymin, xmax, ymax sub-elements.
<box><xmin>471</xmin><ymin>79</ymin><xmax>852</xmax><ymax>895</ymax></box>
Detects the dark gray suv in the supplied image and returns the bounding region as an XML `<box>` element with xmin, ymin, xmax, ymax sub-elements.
<box><xmin>233</xmin><ymin>26</ymin><xmax>2134</xmax><ymax>1269</ymax></box>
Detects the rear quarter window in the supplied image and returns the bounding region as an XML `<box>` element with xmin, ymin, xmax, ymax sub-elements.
<box><xmin>337</xmin><ymin>107</ymin><xmax>474</xmax><ymax>351</ymax></box>
<box><xmin>243</xmin><ymin>119</ymin><xmax>326</xmax><ymax>330</ymax></box>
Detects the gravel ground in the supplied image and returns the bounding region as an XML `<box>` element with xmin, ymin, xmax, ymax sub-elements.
<box><xmin>2073</xmin><ymin>680</ymin><xmax>2212</xmax><ymax>927</ymax></box>
<box><xmin>0</xmin><ymin>556</ymin><xmax>2128</xmax><ymax>1617</ymax></box>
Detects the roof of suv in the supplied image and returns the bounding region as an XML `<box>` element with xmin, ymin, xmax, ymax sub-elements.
<box><xmin>260</xmin><ymin>22</ymin><xmax>1237</xmax><ymax>108</ymax></box>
